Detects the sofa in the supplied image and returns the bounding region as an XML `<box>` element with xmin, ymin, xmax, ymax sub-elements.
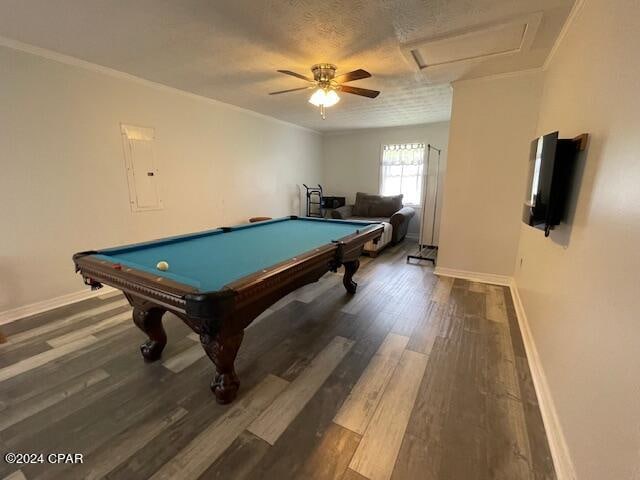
<box><xmin>330</xmin><ymin>192</ymin><xmax>415</xmax><ymax>251</ymax></box>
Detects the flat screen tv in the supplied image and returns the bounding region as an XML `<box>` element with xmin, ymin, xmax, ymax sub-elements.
<box><xmin>522</xmin><ymin>131</ymin><xmax>579</xmax><ymax>236</ymax></box>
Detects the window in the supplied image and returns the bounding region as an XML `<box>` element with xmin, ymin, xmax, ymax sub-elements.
<box><xmin>380</xmin><ymin>143</ymin><xmax>425</xmax><ymax>205</ymax></box>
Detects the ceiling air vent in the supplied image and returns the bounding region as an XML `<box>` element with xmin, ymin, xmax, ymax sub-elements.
<box><xmin>402</xmin><ymin>12</ymin><xmax>543</xmax><ymax>71</ymax></box>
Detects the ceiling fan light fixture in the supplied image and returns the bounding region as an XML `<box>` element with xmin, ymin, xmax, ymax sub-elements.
<box><xmin>272</xmin><ymin>65</ymin><xmax>378</xmax><ymax>120</ymax></box>
<box><xmin>309</xmin><ymin>88</ymin><xmax>340</xmax><ymax>108</ymax></box>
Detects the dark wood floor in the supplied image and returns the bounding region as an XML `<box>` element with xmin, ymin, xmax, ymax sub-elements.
<box><xmin>0</xmin><ymin>242</ymin><xmax>555</xmax><ymax>480</ymax></box>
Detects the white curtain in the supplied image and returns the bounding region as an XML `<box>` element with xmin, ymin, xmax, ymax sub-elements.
<box><xmin>380</xmin><ymin>143</ymin><xmax>425</xmax><ymax>205</ymax></box>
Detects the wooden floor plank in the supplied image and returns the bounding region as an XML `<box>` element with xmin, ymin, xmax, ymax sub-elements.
<box><xmin>266</xmin><ymin>307</ymin><xmax>357</xmax><ymax>383</ymax></box>
<box><xmin>349</xmin><ymin>349</ymin><xmax>429</xmax><ymax>480</ymax></box>
<box><xmin>1</xmin><ymin>374</ymin><xmax>174</xmax><ymax>479</ymax></box>
<box><xmin>1</xmin><ymin>300</ymin><xmax>129</xmax><ymax>346</ymax></box>
<box><xmin>103</xmin><ymin>374</ymin><xmax>244</xmax><ymax>479</ymax></box>
<box><xmin>386</xmin><ymin>289</ymin><xmax>429</xmax><ymax>337</ymax></box>
<box><xmin>1</xmin><ymin>354</ymin><xmax>161</xmax><ymax>451</ymax></box>
<box><xmin>468</xmin><ymin>281</ymin><xmax>488</xmax><ymax>293</ymax></box>
<box><xmin>8</xmin><ymin>368</ymin><xmax>165</xmax><ymax>443</ymax></box>
<box><xmin>0</xmin><ymin>336</ymin><xmax>98</xmax><ymax>382</ymax></box>
<box><xmin>341</xmin><ymin>468</ymin><xmax>370</xmax><ymax>480</ymax></box>
<box><xmin>252</xmin><ymin>307</ymin><xmax>275</xmax><ymax>325</ymax></box>
<box><xmin>162</xmin><ymin>343</ymin><xmax>205</xmax><ymax>373</ymax></box>
<box><xmin>406</xmin><ymin>301</ymin><xmax>451</xmax><ymax>355</ymax></box>
<box><xmin>186</xmin><ymin>332</ymin><xmax>199</xmax><ymax>342</ymax></box>
<box><xmin>391</xmin><ymin>318</ymin><xmax>464</xmax><ymax>480</ymax></box>
<box><xmin>0</xmin><ymin>340</ymin><xmax>52</xmax><ymax>369</ymax></box>
<box><xmin>46</xmin><ymin>311</ymin><xmax>131</xmax><ymax>347</ymax></box>
<box><xmin>503</xmin><ymin>287</ymin><xmax>528</xmax><ymax>358</ymax></box>
<box><xmin>1</xmin><ymin>321</ymin><xmax>142</xmax><ymax>403</ymax></box>
<box><xmin>21</xmin><ymin>372</ymin><xmax>189</xmax><ymax>480</ymax></box>
<box><xmin>1</xmin><ymin>295</ymin><xmax>122</xmax><ymax>337</ymax></box>
<box><xmin>297</xmin><ymin>422</ymin><xmax>362</xmax><ymax>480</ymax></box>
<box><xmin>150</xmin><ymin>375</ymin><xmax>288</xmax><ymax>480</ymax></box>
<box><xmin>515</xmin><ymin>356</ymin><xmax>556</xmax><ymax>479</ymax></box>
<box><xmin>486</xmin><ymin>285</ymin><xmax>508</xmax><ymax>323</ymax></box>
<box><xmin>0</xmin><ymin>368</ymin><xmax>109</xmax><ymax>431</ymax></box>
<box><xmin>485</xmin><ymin>318</ymin><xmax>535</xmax><ymax>479</ymax></box>
<box><xmin>295</xmin><ymin>273</ymin><xmax>342</xmax><ymax>303</ymax></box>
<box><xmin>340</xmin><ymin>280</ymin><xmax>392</xmax><ymax>316</ymax></box>
<box><xmin>450</xmin><ymin>281</ymin><xmax>486</xmax><ymax>319</ymax></box>
<box><xmin>334</xmin><ymin>333</ymin><xmax>409</xmax><ymax>435</ymax></box>
<box><xmin>435</xmin><ymin>316</ymin><xmax>489</xmax><ymax>480</ymax></box>
<box><xmin>2</xmin><ymin>470</ymin><xmax>26</xmax><ymax>480</ymax></box>
<box><xmin>244</xmin><ymin>304</ymin><xmax>396</xmax><ymax>480</ymax></box>
<box><xmin>267</xmin><ymin>273</ymin><xmax>339</xmax><ymax>313</ymax></box>
<box><xmin>199</xmin><ymin>431</ymin><xmax>271</xmax><ymax>480</ymax></box>
<box><xmin>0</xmin><ymin>306</ymin><xmax>132</xmax><ymax>361</ymax></box>
<box><xmin>248</xmin><ymin>336</ymin><xmax>354</xmax><ymax>445</ymax></box>
<box><xmin>81</xmin><ymin>407</ymin><xmax>188</xmax><ymax>480</ymax></box>
<box><xmin>116</xmin><ymin>300</ymin><xmax>351</xmax><ymax>479</ymax></box>
<box><xmin>53</xmin><ymin>361</ymin><xmax>217</xmax><ymax>478</ymax></box>
<box><xmin>97</xmin><ymin>290</ymin><xmax>124</xmax><ymax>301</ymax></box>
<box><xmin>431</xmin><ymin>276</ymin><xmax>453</xmax><ymax>303</ymax></box>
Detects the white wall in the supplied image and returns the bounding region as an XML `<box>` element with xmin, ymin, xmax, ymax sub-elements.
<box><xmin>437</xmin><ymin>71</ymin><xmax>543</xmax><ymax>277</ymax></box>
<box><xmin>322</xmin><ymin>122</ymin><xmax>450</xmax><ymax>240</ymax></box>
<box><xmin>0</xmin><ymin>45</ymin><xmax>322</xmax><ymax>313</ymax></box>
<box><xmin>514</xmin><ymin>1</ymin><xmax>640</xmax><ymax>478</ymax></box>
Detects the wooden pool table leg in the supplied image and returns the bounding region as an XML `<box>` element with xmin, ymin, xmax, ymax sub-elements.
<box><xmin>132</xmin><ymin>306</ymin><xmax>167</xmax><ymax>362</ymax></box>
<box><xmin>343</xmin><ymin>259</ymin><xmax>360</xmax><ymax>294</ymax></box>
<box><xmin>200</xmin><ymin>330</ymin><xmax>244</xmax><ymax>405</ymax></box>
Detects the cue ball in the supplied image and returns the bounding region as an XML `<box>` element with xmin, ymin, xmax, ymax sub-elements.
<box><xmin>156</xmin><ymin>261</ymin><xmax>169</xmax><ymax>271</ymax></box>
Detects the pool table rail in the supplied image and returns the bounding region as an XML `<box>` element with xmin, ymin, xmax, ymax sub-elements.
<box><xmin>73</xmin><ymin>251</ymin><xmax>197</xmax><ymax>312</ymax></box>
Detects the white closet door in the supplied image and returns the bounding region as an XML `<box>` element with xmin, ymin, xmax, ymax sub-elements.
<box><xmin>121</xmin><ymin>124</ymin><xmax>162</xmax><ymax>212</ymax></box>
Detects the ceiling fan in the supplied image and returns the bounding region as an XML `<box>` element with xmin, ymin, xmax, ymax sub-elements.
<box><xmin>269</xmin><ymin>64</ymin><xmax>380</xmax><ymax>119</ymax></box>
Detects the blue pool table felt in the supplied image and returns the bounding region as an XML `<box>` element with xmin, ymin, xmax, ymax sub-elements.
<box><xmin>94</xmin><ymin>218</ymin><xmax>378</xmax><ymax>291</ymax></box>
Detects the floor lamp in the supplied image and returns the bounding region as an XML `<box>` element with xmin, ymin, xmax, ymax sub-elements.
<box><xmin>407</xmin><ymin>143</ymin><xmax>442</xmax><ymax>264</ymax></box>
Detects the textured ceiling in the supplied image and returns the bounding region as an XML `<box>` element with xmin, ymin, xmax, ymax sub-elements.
<box><xmin>0</xmin><ymin>0</ymin><xmax>573</xmax><ymax>131</ymax></box>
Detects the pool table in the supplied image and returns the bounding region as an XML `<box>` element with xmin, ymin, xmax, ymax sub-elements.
<box><xmin>73</xmin><ymin>216</ymin><xmax>383</xmax><ymax>403</ymax></box>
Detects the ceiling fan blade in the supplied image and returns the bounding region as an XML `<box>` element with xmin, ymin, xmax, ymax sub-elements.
<box><xmin>334</xmin><ymin>69</ymin><xmax>371</xmax><ymax>83</ymax></box>
<box><xmin>269</xmin><ymin>86</ymin><xmax>312</xmax><ymax>95</ymax></box>
<box><xmin>339</xmin><ymin>85</ymin><xmax>380</xmax><ymax>98</ymax></box>
<box><xmin>277</xmin><ymin>69</ymin><xmax>313</xmax><ymax>82</ymax></box>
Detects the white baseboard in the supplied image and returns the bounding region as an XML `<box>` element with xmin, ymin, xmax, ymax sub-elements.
<box><xmin>433</xmin><ymin>266</ymin><xmax>511</xmax><ymax>286</ymax></box>
<box><xmin>509</xmin><ymin>280</ymin><xmax>576</xmax><ymax>480</ymax></box>
<box><xmin>0</xmin><ymin>286</ymin><xmax>117</xmax><ymax>326</ymax></box>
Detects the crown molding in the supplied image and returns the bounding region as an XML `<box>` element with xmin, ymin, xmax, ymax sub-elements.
<box><xmin>0</xmin><ymin>36</ymin><xmax>321</xmax><ymax>136</ymax></box>
<box><xmin>451</xmin><ymin>67</ymin><xmax>543</xmax><ymax>87</ymax></box>
<box><xmin>543</xmin><ymin>0</ymin><xmax>586</xmax><ymax>71</ymax></box>
<box><xmin>322</xmin><ymin>120</ymin><xmax>451</xmax><ymax>137</ymax></box>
